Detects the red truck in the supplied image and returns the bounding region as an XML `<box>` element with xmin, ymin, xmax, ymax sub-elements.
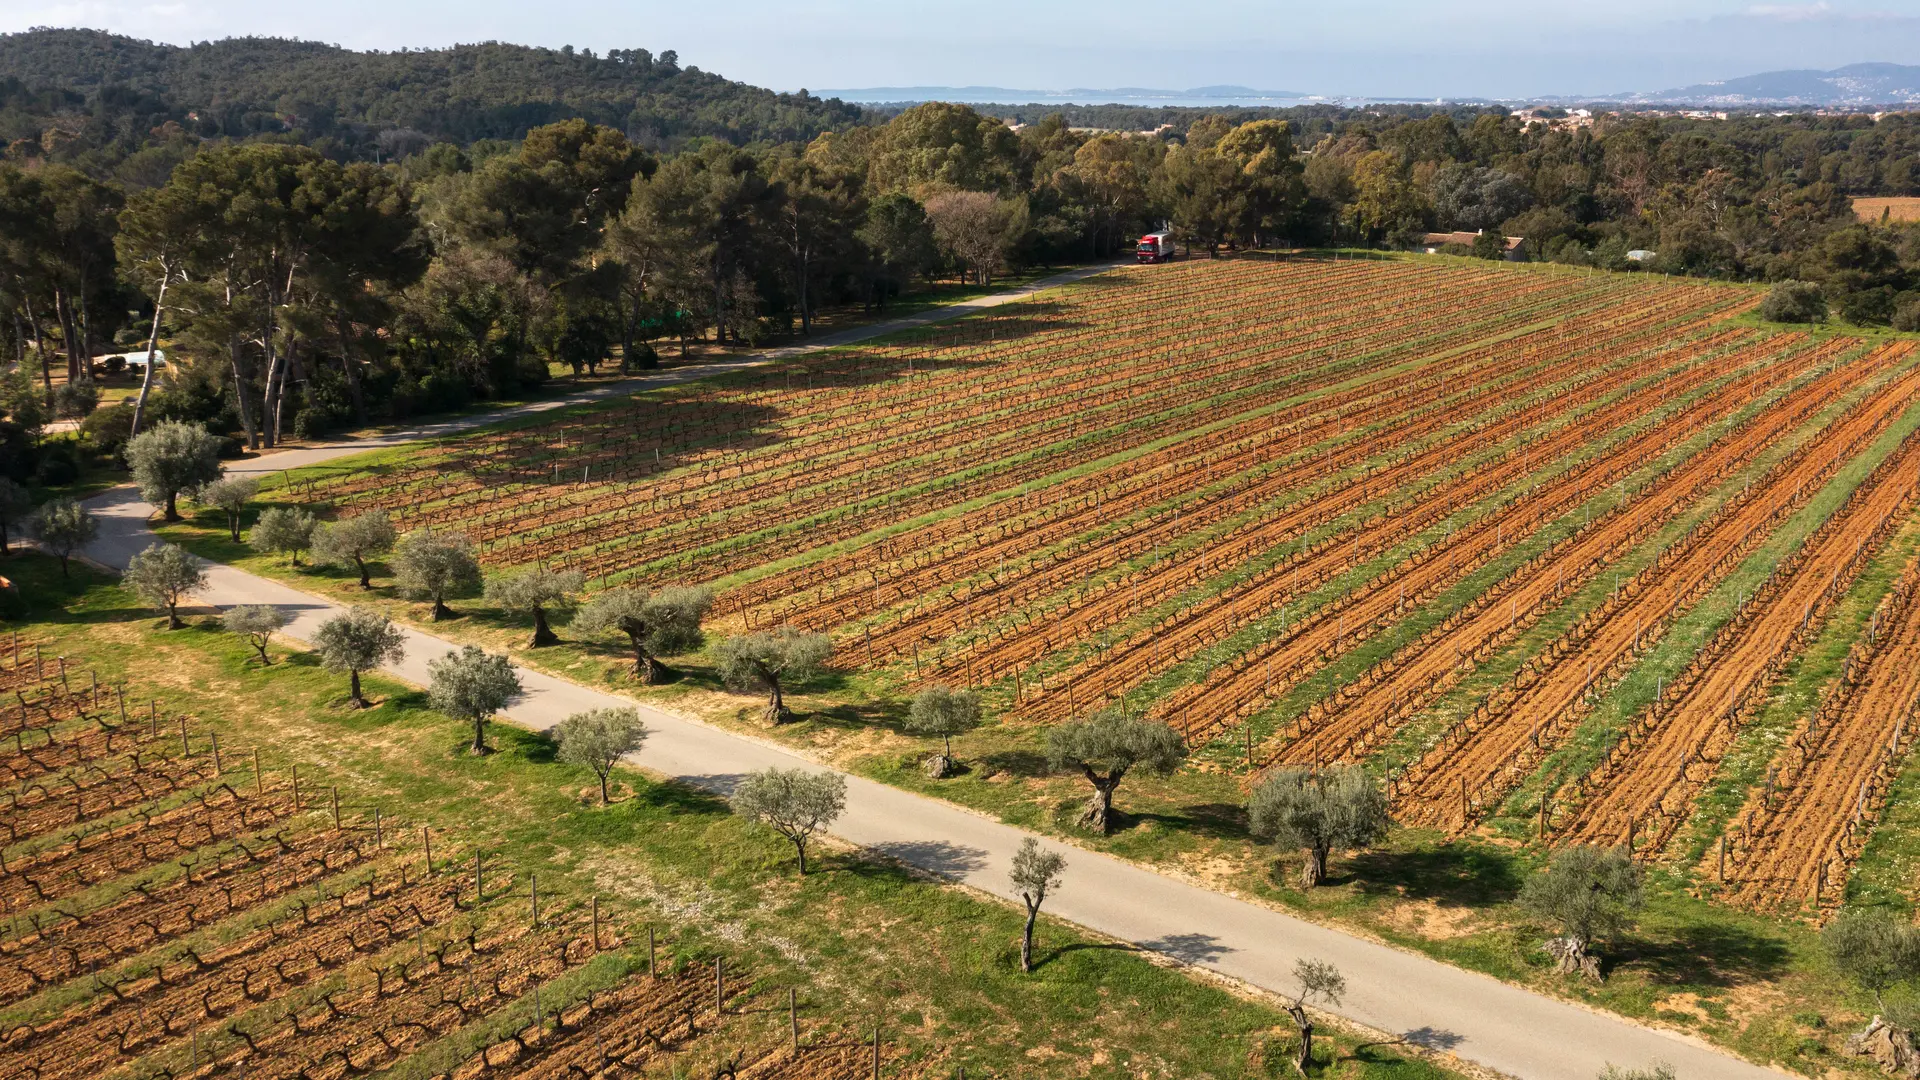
<box><xmin>1136</xmin><ymin>229</ymin><xmax>1176</xmax><ymax>263</ymax></box>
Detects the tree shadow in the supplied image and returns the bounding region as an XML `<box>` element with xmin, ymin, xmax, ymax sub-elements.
<box><xmin>1612</xmin><ymin>921</ymin><xmax>1791</xmax><ymax>988</ymax></box>
<box><xmin>1396</xmin><ymin>1026</ymin><xmax>1466</xmax><ymax>1051</ymax></box>
<box><xmin>1042</xmin><ymin>940</ymin><xmax>1136</xmax><ymax>967</ymax></box>
<box><xmin>863</xmin><ymin>838</ymin><xmax>990</xmax><ymax>878</ymax></box>
<box><xmin>805</xmin><ymin>700</ymin><xmax>899</xmax><ymax>733</ymax></box>
<box><xmin>1137</xmin><ymin>932</ymin><xmax>1233</xmax><ymax>964</ymax></box>
<box><xmin>976</xmin><ymin>749</ymin><xmax>1049</xmax><ymax>778</ymax></box>
<box><xmin>1345</xmin><ymin>845</ymin><xmax>1524</xmax><ymax>906</ymax></box>
<box><xmin>1133</xmin><ymin>802</ymin><xmax>1249</xmax><ymax>841</ymax></box>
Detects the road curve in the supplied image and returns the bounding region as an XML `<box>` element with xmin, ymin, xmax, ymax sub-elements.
<box><xmin>76</xmin><ymin>263</ymin><xmax>1787</xmax><ymax>1080</ymax></box>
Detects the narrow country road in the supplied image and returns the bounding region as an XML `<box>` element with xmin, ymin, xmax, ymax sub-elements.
<box><xmin>75</xmin><ymin>264</ymin><xmax>1787</xmax><ymax>1080</ymax></box>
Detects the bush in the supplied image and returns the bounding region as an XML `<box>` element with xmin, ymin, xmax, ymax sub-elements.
<box><xmin>1840</xmin><ymin>285</ymin><xmax>1899</xmax><ymax>327</ymax></box>
<box><xmin>1893</xmin><ymin>291</ymin><xmax>1920</xmax><ymax>332</ymax></box>
<box><xmin>1760</xmin><ymin>280</ymin><xmax>1827</xmax><ymax>324</ymax></box>
<box><xmin>33</xmin><ymin>445</ymin><xmax>79</xmax><ymax>486</ymax></box>
<box><xmin>79</xmin><ymin>403</ymin><xmax>135</xmax><ymax>459</ymax></box>
<box><xmin>49</xmin><ymin>380</ymin><xmax>99</xmax><ymax>421</ymax></box>
<box><xmin>102</xmin><ymin>354</ymin><xmax>127</xmax><ymax>376</ymax></box>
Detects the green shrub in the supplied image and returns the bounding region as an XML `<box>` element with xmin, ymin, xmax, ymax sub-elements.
<box><xmin>1760</xmin><ymin>280</ymin><xmax>1827</xmax><ymax>323</ymax></box>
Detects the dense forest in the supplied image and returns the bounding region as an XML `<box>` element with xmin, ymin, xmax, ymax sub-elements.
<box><xmin>8</xmin><ymin>28</ymin><xmax>1920</xmax><ymax>486</ymax></box>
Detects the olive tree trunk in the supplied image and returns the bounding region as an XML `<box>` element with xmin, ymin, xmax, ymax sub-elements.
<box><xmin>529</xmin><ymin>605</ymin><xmax>558</xmax><ymax>647</ymax></box>
<box><xmin>1076</xmin><ymin>770</ymin><xmax>1121</xmax><ymax>834</ymax></box>
<box><xmin>1287</xmin><ymin>1002</ymin><xmax>1314</xmax><ymax>1075</ymax></box>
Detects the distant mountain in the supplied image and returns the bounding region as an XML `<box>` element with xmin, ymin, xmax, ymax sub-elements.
<box><xmin>1618</xmin><ymin>62</ymin><xmax>1920</xmax><ymax>106</ymax></box>
<box><xmin>0</xmin><ymin>27</ymin><xmax>867</xmax><ymax>147</ymax></box>
<box><xmin>819</xmin><ymin>85</ymin><xmax>1308</xmax><ymax>107</ymax></box>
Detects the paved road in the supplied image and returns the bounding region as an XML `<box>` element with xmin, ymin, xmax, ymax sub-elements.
<box><xmin>77</xmin><ymin>266</ymin><xmax>1786</xmax><ymax>1080</ymax></box>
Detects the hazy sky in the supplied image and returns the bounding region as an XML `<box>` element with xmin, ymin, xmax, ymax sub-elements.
<box><xmin>4</xmin><ymin>0</ymin><xmax>1920</xmax><ymax>99</ymax></box>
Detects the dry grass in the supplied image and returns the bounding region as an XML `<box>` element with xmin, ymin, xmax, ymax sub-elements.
<box><xmin>1852</xmin><ymin>196</ymin><xmax>1920</xmax><ymax>223</ymax></box>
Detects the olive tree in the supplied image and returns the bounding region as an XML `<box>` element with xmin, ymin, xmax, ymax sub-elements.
<box><xmin>0</xmin><ymin>478</ymin><xmax>29</xmax><ymax>555</ymax></box>
<box><xmin>312</xmin><ymin>511</ymin><xmax>396</xmax><ymax>588</ymax></box>
<box><xmin>1247</xmin><ymin>764</ymin><xmax>1392</xmax><ymax>887</ymax></box>
<box><xmin>730</xmin><ymin>767</ymin><xmax>846</xmax><ymax>874</ymax></box>
<box><xmin>1009</xmin><ymin>837</ymin><xmax>1066</xmax><ymax>972</ymax></box>
<box><xmin>314</xmin><ymin>606</ymin><xmax>407</xmax><ymax>708</ymax></box>
<box><xmin>30</xmin><ymin>498</ymin><xmax>96</xmax><ymax>576</ymax></box>
<box><xmin>572</xmin><ymin>585</ymin><xmax>713</xmax><ymax>680</ymax></box>
<box><xmin>1520</xmin><ymin>844</ymin><xmax>1644</xmax><ymax>980</ymax></box>
<box><xmin>1045</xmin><ymin>708</ymin><xmax>1187</xmax><ymax>833</ymax></box>
<box><xmin>125</xmin><ymin>420</ymin><xmax>223</xmax><ymax>522</ymax></box>
<box><xmin>249</xmin><ymin>506</ymin><xmax>318</xmax><ymax>566</ymax></box>
<box><xmin>192</xmin><ymin>475</ymin><xmax>260</xmax><ymax>542</ymax></box>
<box><xmin>905</xmin><ymin>685</ymin><xmax>981</xmax><ymax>778</ymax></box>
<box><xmin>713</xmin><ymin>625</ymin><xmax>831</xmax><ymax>723</ymax></box>
<box><xmin>223</xmin><ymin>604</ymin><xmax>290</xmax><ymax>664</ymax></box>
<box><xmin>124</xmin><ymin>542</ymin><xmax>206</xmax><ymax>629</ymax></box>
<box><xmin>428</xmin><ymin>644</ymin><xmax>522</xmax><ymax>755</ymax></box>
<box><xmin>1284</xmin><ymin>959</ymin><xmax>1347</xmax><ymax>1075</ymax></box>
<box><xmin>393</xmin><ymin>528</ymin><xmax>482</xmax><ymax>620</ymax></box>
<box><xmin>1826</xmin><ymin>909</ymin><xmax>1920</xmax><ymax>1046</ymax></box>
<box><xmin>554</xmin><ymin>706</ymin><xmax>648</xmax><ymax>804</ymax></box>
<box><xmin>486</xmin><ymin>567</ymin><xmax>587</xmax><ymax>647</ymax></box>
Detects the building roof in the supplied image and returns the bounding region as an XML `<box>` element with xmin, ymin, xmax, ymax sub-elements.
<box><xmin>1421</xmin><ymin>231</ymin><xmax>1524</xmax><ymax>251</ymax></box>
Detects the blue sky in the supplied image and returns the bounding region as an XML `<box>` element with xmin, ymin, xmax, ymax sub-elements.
<box><xmin>3</xmin><ymin>0</ymin><xmax>1919</xmax><ymax>98</ymax></box>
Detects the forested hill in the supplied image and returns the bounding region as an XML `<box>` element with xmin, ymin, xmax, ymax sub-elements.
<box><xmin>0</xmin><ymin>28</ymin><xmax>867</xmax><ymax>148</ymax></box>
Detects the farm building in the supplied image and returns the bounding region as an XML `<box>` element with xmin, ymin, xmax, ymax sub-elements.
<box><xmin>1419</xmin><ymin>231</ymin><xmax>1527</xmax><ymax>260</ymax></box>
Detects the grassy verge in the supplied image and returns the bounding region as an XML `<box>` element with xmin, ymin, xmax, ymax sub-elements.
<box><xmin>2</xmin><ymin>550</ymin><xmax>1464</xmax><ymax>1080</ymax></box>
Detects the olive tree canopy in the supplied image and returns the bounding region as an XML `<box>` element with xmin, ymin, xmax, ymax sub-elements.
<box><xmin>713</xmin><ymin>625</ymin><xmax>830</xmax><ymax>723</ymax></box>
<box><xmin>1247</xmin><ymin>764</ymin><xmax>1391</xmax><ymax>887</ymax></box>
<box><xmin>1045</xmin><ymin>708</ymin><xmax>1186</xmax><ymax>833</ymax></box>
<box><xmin>314</xmin><ymin>606</ymin><xmax>407</xmax><ymax>708</ymax></box>
<box><xmin>554</xmin><ymin>706</ymin><xmax>647</xmax><ymax>804</ymax></box>
<box><xmin>730</xmin><ymin>767</ymin><xmax>845</xmax><ymax>874</ymax></box>
<box><xmin>126</xmin><ymin>420</ymin><xmax>223</xmax><ymax>522</ymax></box>
<box><xmin>571</xmin><ymin>584</ymin><xmax>712</xmax><ymax>680</ymax></box>
<box><xmin>487</xmin><ymin>566</ymin><xmax>587</xmax><ymax>647</ymax></box>
<box><xmin>428</xmin><ymin>644</ymin><xmax>522</xmax><ymax>754</ymax></box>
<box><xmin>124</xmin><ymin>541</ymin><xmax>206</xmax><ymax>629</ymax></box>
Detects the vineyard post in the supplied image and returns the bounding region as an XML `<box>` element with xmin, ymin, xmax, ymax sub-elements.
<box><xmin>332</xmin><ymin>788</ymin><xmax>341</xmax><ymax>831</ymax></box>
<box><xmin>373</xmin><ymin>808</ymin><xmax>383</xmax><ymax>848</ymax></box>
<box><xmin>591</xmin><ymin>895</ymin><xmax>599</xmax><ymax>952</ymax></box>
<box><xmin>292</xmin><ymin>764</ymin><xmax>300</xmax><ymax>809</ymax></box>
<box><xmin>1718</xmin><ymin>834</ymin><xmax>1727</xmax><ymax>882</ymax></box>
<box><xmin>253</xmin><ymin>748</ymin><xmax>262</xmax><ymax>795</ymax></box>
<box><xmin>790</xmin><ymin>987</ymin><xmax>799</xmax><ymax>1048</ymax></box>
<box><xmin>649</xmin><ymin>926</ymin><xmax>656</xmax><ymax>976</ymax></box>
<box><xmin>474</xmin><ymin>851</ymin><xmax>483</xmax><ymax>901</ymax></box>
<box><xmin>178</xmin><ymin>714</ymin><xmax>188</xmax><ymax>755</ymax></box>
<box><xmin>423</xmin><ymin>827</ymin><xmax>433</xmax><ymax>873</ymax></box>
<box><xmin>117</xmin><ymin>688</ymin><xmax>126</xmax><ymax>723</ymax></box>
<box><xmin>210</xmin><ymin>732</ymin><xmax>221</xmax><ymax>775</ymax></box>
<box><xmin>715</xmin><ymin>956</ymin><xmax>723</xmax><ymax>1013</ymax></box>
<box><xmin>531</xmin><ymin>871</ymin><xmax>540</xmax><ymax>926</ymax></box>
<box><xmin>873</xmin><ymin>1024</ymin><xmax>881</xmax><ymax>1079</ymax></box>
<box><xmin>1538</xmin><ymin>796</ymin><xmax>1548</xmax><ymax>839</ymax></box>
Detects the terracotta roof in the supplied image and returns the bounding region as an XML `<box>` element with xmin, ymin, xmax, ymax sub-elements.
<box><xmin>1421</xmin><ymin>231</ymin><xmax>1524</xmax><ymax>250</ymax></box>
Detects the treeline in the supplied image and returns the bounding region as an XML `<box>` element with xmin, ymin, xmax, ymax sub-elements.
<box><xmin>1307</xmin><ymin>109</ymin><xmax>1920</xmax><ymax>322</ymax></box>
<box><xmin>0</xmin><ymin>29</ymin><xmax>866</xmax><ymax>164</ymax></box>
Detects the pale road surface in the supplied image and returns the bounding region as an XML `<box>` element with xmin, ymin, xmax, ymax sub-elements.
<box><xmin>76</xmin><ymin>265</ymin><xmax>1785</xmax><ymax>1080</ymax></box>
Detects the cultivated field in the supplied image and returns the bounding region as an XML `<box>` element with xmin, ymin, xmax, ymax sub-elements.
<box><xmin>292</xmin><ymin>256</ymin><xmax>1920</xmax><ymax>919</ymax></box>
<box><xmin>0</xmin><ymin>638</ymin><xmax>930</xmax><ymax>1080</ymax></box>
